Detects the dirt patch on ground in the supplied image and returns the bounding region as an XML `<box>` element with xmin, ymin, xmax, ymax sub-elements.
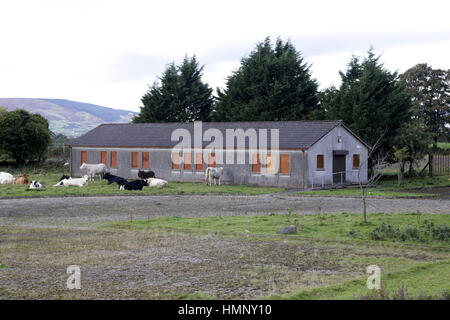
<box><xmin>1</xmin><ymin>226</ymin><xmax>447</xmax><ymax>299</ymax></box>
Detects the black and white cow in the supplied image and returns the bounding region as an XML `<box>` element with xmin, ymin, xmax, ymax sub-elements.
<box><xmin>119</xmin><ymin>179</ymin><xmax>148</xmax><ymax>191</ymax></box>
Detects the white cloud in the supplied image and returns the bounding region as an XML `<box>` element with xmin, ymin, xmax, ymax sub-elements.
<box><xmin>0</xmin><ymin>0</ymin><xmax>449</xmax><ymax>112</ymax></box>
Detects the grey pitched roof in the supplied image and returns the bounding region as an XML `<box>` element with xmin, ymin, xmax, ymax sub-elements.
<box><xmin>68</xmin><ymin>121</ymin><xmax>367</xmax><ymax>149</ymax></box>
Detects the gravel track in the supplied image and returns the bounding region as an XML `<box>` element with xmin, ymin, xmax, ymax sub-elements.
<box><xmin>0</xmin><ymin>194</ymin><xmax>449</xmax><ymax>228</ymax></box>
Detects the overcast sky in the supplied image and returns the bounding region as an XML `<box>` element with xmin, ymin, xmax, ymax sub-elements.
<box><xmin>1</xmin><ymin>0</ymin><xmax>449</xmax><ymax>112</ymax></box>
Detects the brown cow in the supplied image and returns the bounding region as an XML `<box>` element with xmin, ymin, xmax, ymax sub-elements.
<box><xmin>14</xmin><ymin>174</ymin><xmax>30</xmax><ymax>185</ymax></box>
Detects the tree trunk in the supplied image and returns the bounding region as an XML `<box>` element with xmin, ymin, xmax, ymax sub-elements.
<box><xmin>429</xmin><ymin>139</ymin><xmax>438</xmax><ymax>177</ymax></box>
<box><xmin>428</xmin><ymin>152</ymin><xmax>434</xmax><ymax>177</ymax></box>
<box><xmin>398</xmin><ymin>160</ymin><xmax>406</xmax><ymax>185</ymax></box>
<box><xmin>408</xmin><ymin>160</ymin><xmax>414</xmax><ymax>177</ymax></box>
<box><xmin>362</xmin><ymin>188</ymin><xmax>367</xmax><ymax>223</ymax></box>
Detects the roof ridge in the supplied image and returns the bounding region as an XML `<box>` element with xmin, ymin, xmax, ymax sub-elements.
<box><xmin>99</xmin><ymin>120</ymin><xmax>343</xmax><ymax>125</ymax></box>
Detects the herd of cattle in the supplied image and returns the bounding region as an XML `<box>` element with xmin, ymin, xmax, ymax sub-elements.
<box><xmin>0</xmin><ymin>163</ymin><xmax>224</xmax><ymax>191</ymax></box>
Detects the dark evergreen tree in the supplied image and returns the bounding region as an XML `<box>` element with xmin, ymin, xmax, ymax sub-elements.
<box><xmin>133</xmin><ymin>56</ymin><xmax>213</xmax><ymax>123</ymax></box>
<box><xmin>212</xmin><ymin>37</ymin><xmax>319</xmax><ymax>121</ymax></box>
<box><xmin>401</xmin><ymin>63</ymin><xmax>450</xmax><ymax>176</ymax></box>
<box><xmin>320</xmin><ymin>50</ymin><xmax>412</xmax><ymax>158</ymax></box>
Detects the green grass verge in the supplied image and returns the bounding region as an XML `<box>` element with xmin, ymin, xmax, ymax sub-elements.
<box><xmin>272</xmin><ymin>259</ymin><xmax>450</xmax><ymax>299</ymax></box>
<box><xmin>0</xmin><ymin>173</ymin><xmax>286</xmax><ymax>198</ymax></box>
<box><xmin>294</xmin><ymin>175</ymin><xmax>449</xmax><ymax>198</ymax></box>
<box><xmin>0</xmin><ymin>264</ymin><xmax>12</xmax><ymax>269</ymax></box>
<box><xmin>101</xmin><ymin>212</ymin><xmax>450</xmax><ymax>246</ymax></box>
<box><xmin>379</xmin><ymin>175</ymin><xmax>449</xmax><ymax>190</ymax></box>
<box><xmin>296</xmin><ymin>188</ymin><xmax>435</xmax><ymax>198</ymax></box>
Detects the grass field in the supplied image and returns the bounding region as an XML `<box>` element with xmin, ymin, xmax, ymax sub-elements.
<box><xmin>0</xmin><ymin>173</ymin><xmax>286</xmax><ymax>198</ymax></box>
<box><xmin>98</xmin><ymin>212</ymin><xmax>450</xmax><ymax>299</ymax></box>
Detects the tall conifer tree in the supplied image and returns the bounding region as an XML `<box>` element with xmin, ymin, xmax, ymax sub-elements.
<box><xmin>212</xmin><ymin>37</ymin><xmax>319</xmax><ymax>121</ymax></box>
<box><xmin>133</xmin><ymin>56</ymin><xmax>213</xmax><ymax>123</ymax></box>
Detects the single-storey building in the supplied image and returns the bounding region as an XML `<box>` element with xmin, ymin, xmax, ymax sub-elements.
<box><xmin>67</xmin><ymin>121</ymin><xmax>370</xmax><ymax>188</ymax></box>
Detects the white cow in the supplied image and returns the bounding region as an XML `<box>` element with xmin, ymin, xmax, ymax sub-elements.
<box><xmin>54</xmin><ymin>175</ymin><xmax>89</xmax><ymax>187</ymax></box>
<box><xmin>205</xmin><ymin>167</ymin><xmax>224</xmax><ymax>186</ymax></box>
<box><xmin>145</xmin><ymin>178</ymin><xmax>168</xmax><ymax>188</ymax></box>
<box><xmin>0</xmin><ymin>172</ymin><xmax>14</xmax><ymax>184</ymax></box>
<box><xmin>80</xmin><ymin>163</ymin><xmax>107</xmax><ymax>181</ymax></box>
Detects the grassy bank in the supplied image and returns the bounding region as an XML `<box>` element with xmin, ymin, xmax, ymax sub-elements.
<box><xmin>273</xmin><ymin>259</ymin><xmax>450</xmax><ymax>299</ymax></box>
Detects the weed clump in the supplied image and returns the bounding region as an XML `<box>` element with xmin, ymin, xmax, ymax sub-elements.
<box><xmin>369</xmin><ymin>220</ymin><xmax>449</xmax><ymax>243</ymax></box>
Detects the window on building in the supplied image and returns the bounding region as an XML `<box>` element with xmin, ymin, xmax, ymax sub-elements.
<box><xmin>110</xmin><ymin>151</ymin><xmax>118</xmax><ymax>168</ymax></box>
<box><xmin>195</xmin><ymin>153</ymin><xmax>204</xmax><ymax>171</ymax></box>
<box><xmin>172</xmin><ymin>151</ymin><xmax>181</xmax><ymax>170</ymax></box>
<box><xmin>280</xmin><ymin>154</ymin><xmax>290</xmax><ymax>174</ymax></box>
<box><xmin>81</xmin><ymin>151</ymin><xmax>88</xmax><ymax>165</ymax></box>
<box><xmin>251</xmin><ymin>154</ymin><xmax>261</xmax><ymax>173</ymax></box>
<box><xmin>131</xmin><ymin>152</ymin><xmax>139</xmax><ymax>168</ymax></box>
<box><xmin>208</xmin><ymin>152</ymin><xmax>216</xmax><ymax>168</ymax></box>
<box><xmin>142</xmin><ymin>152</ymin><xmax>150</xmax><ymax>169</ymax></box>
<box><xmin>353</xmin><ymin>154</ymin><xmax>360</xmax><ymax>169</ymax></box>
<box><xmin>184</xmin><ymin>152</ymin><xmax>192</xmax><ymax>170</ymax></box>
<box><xmin>100</xmin><ymin>151</ymin><xmax>107</xmax><ymax>166</ymax></box>
<box><xmin>266</xmin><ymin>154</ymin><xmax>276</xmax><ymax>174</ymax></box>
<box><xmin>317</xmin><ymin>154</ymin><xmax>324</xmax><ymax>170</ymax></box>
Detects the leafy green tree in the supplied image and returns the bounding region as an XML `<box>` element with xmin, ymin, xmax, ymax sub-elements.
<box><xmin>0</xmin><ymin>107</ymin><xmax>7</xmax><ymax>157</ymax></box>
<box><xmin>393</xmin><ymin>121</ymin><xmax>431</xmax><ymax>184</ymax></box>
<box><xmin>212</xmin><ymin>37</ymin><xmax>319</xmax><ymax>121</ymax></box>
<box><xmin>401</xmin><ymin>63</ymin><xmax>450</xmax><ymax>176</ymax></box>
<box><xmin>321</xmin><ymin>50</ymin><xmax>412</xmax><ymax>159</ymax></box>
<box><xmin>0</xmin><ymin>109</ymin><xmax>51</xmax><ymax>163</ymax></box>
<box><xmin>133</xmin><ymin>55</ymin><xmax>213</xmax><ymax>123</ymax></box>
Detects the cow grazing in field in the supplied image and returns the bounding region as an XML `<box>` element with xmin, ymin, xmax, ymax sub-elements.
<box><xmin>138</xmin><ymin>170</ymin><xmax>155</xmax><ymax>179</ymax></box>
<box><xmin>29</xmin><ymin>181</ymin><xmax>44</xmax><ymax>189</ymax></box>
<box><xmin>13</xmin><ymin>174</ymin><xmax>29</xmax><ymax>185</ymax></box>
<box><xmin>118</xmin><ymin>179</ymin><xmax>148</xmax><ymax>191</ymax></box>
<box><xmin>59</xmin><ymin>175</ymin><xmax>71</xmax><ymax>181</ymax></box>
<box><xmin>145</xmin><ymin>178</ymin><xmax>168</xmax><ymax>188</ymax></box>
<box><xmin>80</xmin><ymin>163</ymin><xmax>107</xmax><ymax>181</ymax></box>
<box><xmin>54</xmin><ymin>175</ymin><xmax>89</xmax><ymax>187</ymax></box>
<box><xmin>205</xmin><ymin>167</ymin><xmax>224</xmax><ymax>186</ymax></box>
<box><xmin>103</xmin><ymin>172</ymin><xmax>128</xmax><ymax>186</ymax></box>
<box><xmin>0</xmin><ymin>172</ymin><xmax>14</xmax><ymax>184</ymax></box>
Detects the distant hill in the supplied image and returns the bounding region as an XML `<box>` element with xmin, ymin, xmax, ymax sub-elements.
<box><xmin>0</xmin><ymin>98</ymin><xmax>137</xmax><ymax>137</ymax></box>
